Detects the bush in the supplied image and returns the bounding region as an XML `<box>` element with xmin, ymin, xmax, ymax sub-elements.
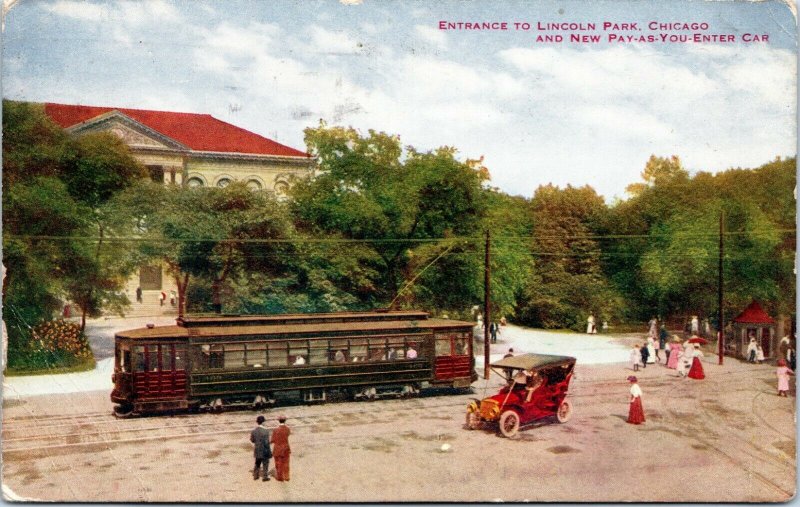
<box><xmin>7</xmin><ymin>320</ymin><xmax>95</xmax><ymax>373</ymax></box>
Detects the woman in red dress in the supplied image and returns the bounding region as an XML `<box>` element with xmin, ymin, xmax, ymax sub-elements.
<box><xmin>627</xmin><ymin>376</ymin><xmax>645</xmax><ymax>424</ymax></box>
<box><xmin>688</xmin><ymin>344</ymin><xmax>705</xmax><ymax>380</ymax></box>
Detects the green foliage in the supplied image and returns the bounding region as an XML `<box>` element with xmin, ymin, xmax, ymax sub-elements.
<box><xmin>606</xmin><ymin>155</ymin><xmax>795</xmax><ymax>323</ymax></box>
<box><xmin>291</xmin><ymin>122</ymin><xmax>488</xmax><ymax>312</ymax></box>
<box><xmin>6</xmin><ymin>319</ymin><xmax>95</xmax><ymax>372</ymax></box>
<box><xmin>3</xmin><ymin>100</ymin><xmax>144</xmax><ymax>368</ymax></box>
<box><xmin>516</xmin><ymin>184</ymin><xmax>624</xmax><ymax>329</ymax></box>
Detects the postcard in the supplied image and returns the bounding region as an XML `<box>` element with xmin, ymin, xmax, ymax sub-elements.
<box><xmin>1</xmin><ymin>0</ymin><xmax>796</xmax><ymax>502</ymax></box>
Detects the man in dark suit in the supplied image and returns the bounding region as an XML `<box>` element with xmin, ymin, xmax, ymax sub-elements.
<box><xmin>250</xmin><ymin>415</ymin><xmax>272</xmax><ymax>481</ymax></box>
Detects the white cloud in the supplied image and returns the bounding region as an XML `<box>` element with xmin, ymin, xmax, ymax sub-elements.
<box><xmin>44</xmin><ymin>0</ymin><xmax>108</xmax><ymax>21</ymax></box>
<box><xmin>306</xmin><ymin>25</ymin><xmax>363</xmax><ymax>54</ymax></box>
<box><xmin>414</xmin><ymin>24</ymin><xmax>448</xmax><ymax>50</ymax></box>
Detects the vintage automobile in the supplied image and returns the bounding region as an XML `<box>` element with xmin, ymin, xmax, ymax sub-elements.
<box><xmin>465</xmin><ymin>353</ymin><xmax>575</xmax><ymax>437</ymax></box>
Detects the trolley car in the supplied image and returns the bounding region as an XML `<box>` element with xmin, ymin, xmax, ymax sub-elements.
<box><xmin>111</xmin><ymin>310</ymin><xmax>477</xmax><ymax>416</ymax></box>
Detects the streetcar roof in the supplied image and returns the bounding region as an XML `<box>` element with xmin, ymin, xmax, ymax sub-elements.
<box><xmin>177</xmin><ymin>310</ymin><xmax>430</xmax><ymax>328</ymax></box>
<box><xmin>490</xmin><ymin>353</ymin><xmax>576</xmax><ymax>371</ymax></box>
<box><xmin>115</xmin><ymin>318</ymin><xmax>474</xmax><ymax>340</ymax></box>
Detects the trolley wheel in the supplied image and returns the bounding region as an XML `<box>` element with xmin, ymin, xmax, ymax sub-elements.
<box><xmin>465</xmin><ymin>411</ymin><xmax>480</xmax><ymax>430</ymax></box>
<box><xmin>113</xmin><ymin>404</ymin><xmax>134</xmax><ymax>418</ymax></box>
<box><xmin>499</xmin><ymin>410</ymin><xmax>520</xmax><ymax>438</ymax></box>
<box><xmin>556</xmin><ymin>400</ymin><xmax>572</xmax><ymax>423</ymax></box>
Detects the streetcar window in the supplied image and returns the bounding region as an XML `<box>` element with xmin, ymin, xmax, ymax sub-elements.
<box><xmin>174</xmin><ymin>346</ymin><xmax>186</xmax><ymax>370</ymax></box>
<box><xmin>368</xmin><ymin>338</ymin><xmax>387</xmax><ymax>361</ymax></box>
<box><xmin>349</xmin><ymin>338</ymin><xmax>367</xmax><ymax>362</ymax></box>
<box><xmin>329</xmin><ymin>339</ymin><xmax>349</xmax><ymax>363</ymax></box>
<box><xmin>454</xmin><ymin>338</ymin><xmax>468</xmax><ymax>356</ymax></box>
<box><xmin>134</xmin><ymin>347</ymin><xmax>146</xmax><ymax>371</ymax></box>
<box><xmin>435</xmin><ymin>337</ymin><xmax>451</xmax><ymax>356</ymax></box>
<box><xmin>161</xmin><ymin>345</ymin><xmax>172</xmax><ymax>371</ymax></box>
<box><xmin>268</xmin><ymin>341</ymin><xmax>288</xmax><ymax>367</ymax></box>
<box><xmin>225</xmin><ymin>344</ymin><xmax>245</xmax><ymax>369</ymax></box>
<box><xmin>246</xmin><ymin>343</ymin><xmax>266</xmax><ymax>367</ymax></box>
<box><xmin>148</xmin><ymin>347</ymin><xmax>160</xmax><ymax>371</ymax></box>
<box><xmin>209</xmin><ymin>344</ymin><xmax>224</xmax><ymax>369</ymax></box>
<box><xmin>387</xmin><ymin>337</ymin><xmax>405</xmax><ymax>359</ymax></box>
<box><xmin>308</xmin><ymin>340</ymin><xmax>328</xmax><ymax>365</ymax></box>
<box><xmin>122</xmin><ymin>350</ymin><xmax>131</xmax><ymax>372</ymax></box>
<box><xmin>406</xmin><ymin>341</ymin><xmax>420</xmax><ymax>359</ymax></box>
<box><xmin>289</xmin><ymin>342</ymin><xmax>309</xmax><ymax>366</ymax></box>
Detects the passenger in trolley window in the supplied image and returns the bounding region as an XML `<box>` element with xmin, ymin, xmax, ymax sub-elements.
<box><xmin>387</xmin><ymin>347</ymin><xmax>398</xmax><ymax>360</ymax></box>
<box><xmin>270</xmin><ymin>416</ymin><xmax>292</xmax><ymax>481</ymax></box>
<box><xmin>406</xmin><ymin>345</ymin><xmax>418</xmax><ymax>359</ymax></box>
<box><xmin>334</xmin><ymin>349</ymin><xmax>346</xmax><ymax>362</ymax></box>
<box><xmin>293</xmin><ymin>355</ymin><xmax>306</xmax><ymax>365</ymax></box>
<box><xmin>250</xmin><ymin>415</ymin><xmax>272</xmax><ymax>481</ymax></box>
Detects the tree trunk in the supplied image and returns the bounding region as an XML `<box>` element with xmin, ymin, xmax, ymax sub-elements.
<box><xmin>175</xmin><ymin>272</ymin><xmax>189</xmax><ymax>318</ymax></box>
<box><xmin>211</xmin><ymin>280</ymin><xmax>222</xmax><ymax>314</ymax></box>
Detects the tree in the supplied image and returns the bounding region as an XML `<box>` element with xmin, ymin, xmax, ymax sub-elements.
<box><xmin>517</xmin><ymin>184</ymin><xmax>623</xmax><ymax>329</ymax></box>
<box><xmin>2</xmin><ymin>100</ymin><xmax>146</xmax><ymax>339</ymax></box>
<box><xmin>291</xmin><ymin>123</ymin><xmax>488</xmax><ymax>314</ymax></box>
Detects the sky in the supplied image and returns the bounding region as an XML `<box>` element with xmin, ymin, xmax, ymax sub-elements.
<box><xmin>2</xmin><ymin>0</ymin><xmax>797</xmax><ymax>200</ymax></box>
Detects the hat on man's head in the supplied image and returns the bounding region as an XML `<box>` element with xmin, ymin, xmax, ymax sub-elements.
<box><xmin>627</xmin><ymin>375</ymin><xmax>638</xmax><ymax>383</ymax></box>
<box><xmin>256</xmin><ymin>415</ymin><xmax>265</xmax><ymax>424</ymax></box>
<box><xmin>277</xmin><ymin>415</ymin><xmax>287</xmax><ymax>422</ymax></box>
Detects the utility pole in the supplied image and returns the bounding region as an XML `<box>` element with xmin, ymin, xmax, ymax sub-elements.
<box><xmin>718</xmin><ymin>210</ymin><xmax>724</xmax><ymax>365</ymax></box>
<box><xmin>484</xmin><ymin>230</ymin><xmax>491</xmax><ymax>379</ymax></box>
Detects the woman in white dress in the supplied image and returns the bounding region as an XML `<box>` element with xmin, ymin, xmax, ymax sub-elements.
<box><xmin>646</xmin><ymin>337</ymin><xmax>656</xmax><ymax>364</ymax></box>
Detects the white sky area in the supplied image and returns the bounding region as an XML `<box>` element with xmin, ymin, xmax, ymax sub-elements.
<box><xmin>2</xmin><ymin>0</ymin><xmax>796</xmax><ymax>200</ymax></box>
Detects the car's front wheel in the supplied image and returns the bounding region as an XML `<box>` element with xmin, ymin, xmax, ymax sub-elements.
<box><xmin>499</xmin><ymin>410</ymin><xmax>520</xmax><ymax>438</ymax></box>
<box><xmin>465</xmin><ymin>410</ymin><xmax>480</xmax><ymax>430</ymax></box>
<box><xmin>556</xmin><ymin>400</ymin><xmax>572</xmax><ymax>423</ymax></box>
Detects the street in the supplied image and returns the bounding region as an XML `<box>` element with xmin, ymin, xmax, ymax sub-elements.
<box><xmin>2</xmin><ymin>320</ymin><xmax>795</xmax><ymax>502</ymax></box>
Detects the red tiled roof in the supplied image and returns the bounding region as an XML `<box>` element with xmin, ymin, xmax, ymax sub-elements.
<box><xmin>44</xmin><ymin>103</ymin><xmax>309</xmax><ymax>158</ymax></box>
<box><xmin>732</xmin><ymin>300</ymin><xmax>775</xmax><ymax>324</ymax></box>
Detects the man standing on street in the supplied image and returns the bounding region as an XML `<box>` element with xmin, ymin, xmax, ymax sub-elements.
<box><xmin>250</xmin><ymin>415</ymin><xmax>271</xmax><ymax>481</ymax></box>
<box><xmin>271</xmin><ymin>415</ymin><xmax>292</xmax><ymax>481</ymax></box>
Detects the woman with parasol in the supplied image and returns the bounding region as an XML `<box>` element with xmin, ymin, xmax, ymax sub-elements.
<box><xmin>626</xmin><ymin>376</ymin><xmax>645</xmax><ymax>424</ymax></box>
<box><xmin>687</xmin><ymin>337</ymin><xmax>707</xmax><ymax>380</ymax></box>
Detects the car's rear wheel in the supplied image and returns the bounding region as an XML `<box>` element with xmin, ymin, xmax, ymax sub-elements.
<box><xmin>499</xmin><ymin>410</ymin><xmax>520</xmax><ymax>438</ymax></box>
<box><xmin>465</xmin><ymin>411</ymin><xmax>479</xmax><ymax>430</ymax></box>
<box><xmin>556</xmin><ymin>400</ymin><xmax>572</xmax><ymax>423</ymax></box>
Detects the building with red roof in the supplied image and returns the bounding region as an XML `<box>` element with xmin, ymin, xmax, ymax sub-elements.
<box><xmin>43</xmin><ymin>102</ymin><xmax>314</xmax><ymax>317</ymax></box>
<box><xmin>731</xmin><ymin>300</ymin><xmax>777</xmax><ymax>360</ymax></box>
<box><xmin>44</xmin><ymin>102</ymin><xmax>312</xmax><ymax>192</ymax></box>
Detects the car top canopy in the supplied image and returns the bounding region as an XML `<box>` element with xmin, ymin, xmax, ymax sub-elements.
<box><xmin>491</xmin><ymin>353</ymin><xmax>576</xmax><ymax>371</ymax></box>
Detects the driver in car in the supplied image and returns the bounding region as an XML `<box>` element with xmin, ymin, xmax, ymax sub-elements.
<box><xmin>525</xmin><ymin>372</ymin><xmax>546</xmax><ymax>403</ymax></box>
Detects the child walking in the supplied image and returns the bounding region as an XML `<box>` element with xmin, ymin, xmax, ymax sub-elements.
<box><xmin>776</xmin><ymin>359</ymin><xmax>794</xmax><ymax>397</ymax></box>
<box><xmin>630</xmin><ymin>344</ymin><xmax>642</xmax><ymax>372</ymax></box>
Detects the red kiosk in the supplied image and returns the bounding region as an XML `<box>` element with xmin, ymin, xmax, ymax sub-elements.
<box><xmin>731</xmin><ymin>301</ymin><xmax>777</xmax><ymax>360</ymax></box>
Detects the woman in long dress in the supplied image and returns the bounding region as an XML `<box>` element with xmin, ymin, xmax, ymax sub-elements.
<box><xmin>687</xmin><ymin>344</ymin><xmax>705</xmax><ymax>379</ymax></box>
<box><xmin>667</xmin><ymin>338</ymin><xmax>682</xmax><ymax>369</ymax></box>
<box><xmin>776</xmin><ymin>359</ymin><xmax>794</xmax><ymax>397</ymax></box>
<box><xmin>626</xmin><ymin>376</ymin><xmax>645</xmax><ymax>424</ymax></box>
<box><xmin>646</xmin><ymin>337</ymin><xmax>656</xmax><ymax>364</ymax></box>
<box><xmin>678</xmin><ymin>344</ymin><xmax>693</xmax><ymax>378</ymax></box>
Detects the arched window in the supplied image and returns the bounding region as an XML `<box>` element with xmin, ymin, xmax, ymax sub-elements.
<box><xmin>216</xmin><ymin>177</ymin><xmax>232</xmax><ymax>188</ymax></box>
<box><xmin>246</xmin><ymin>179</ymin><xmax>263</xmax><ymax>191</ymax></box>
<box><xmin>274</xmin><ymin>181</ymin><xmax>289</xmax><ymax>196</ymax></box>
<box><xmin>186</xmin><ymin>177</ymin><xmax>205</xmax><ymax>188</ymax></box>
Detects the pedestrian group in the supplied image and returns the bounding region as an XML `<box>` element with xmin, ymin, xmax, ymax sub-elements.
<box><xmin>249</xmin><ymin>415</ymin><xmax>292</xmax><ymax>482</ymax></box>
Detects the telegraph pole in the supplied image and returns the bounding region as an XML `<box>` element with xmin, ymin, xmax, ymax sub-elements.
<box><xmin>484</xmin><ymin>230</ymin><xmax>491</xmax><ymax>379</ymax></box>
<box><xmin>718</xmin><ymin>210</ymin><xmax>724</xmax><ymax>365</ymax></box>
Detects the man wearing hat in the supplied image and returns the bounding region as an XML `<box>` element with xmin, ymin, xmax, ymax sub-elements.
<box><xmin>270</xmin><ymin>416</ymin><xmax>292</xmax><ymax>481</ymax></box>
<box><xmin>250</xmin><ymin>415</ymin><xmax>272</xmax><ymax>481</ymax></box>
